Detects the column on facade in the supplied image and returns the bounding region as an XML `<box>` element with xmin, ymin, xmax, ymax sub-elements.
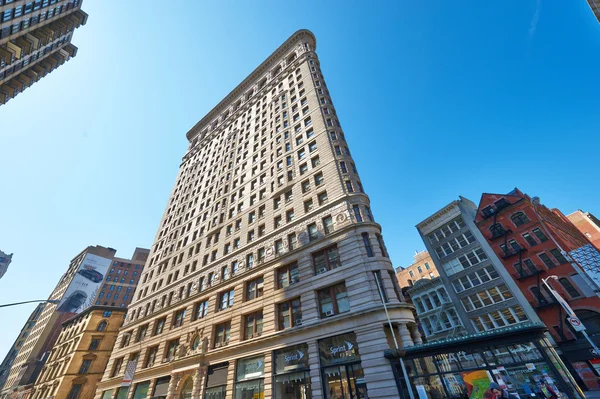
<box><xmin>191</xmin><ymin>365</ymin><xmax>207</xmax><ymax>399</ymax></box>
<box><xmin>397</xmin><ymin>323</ymin><xmax>414</xmax><ymax>347</ymax></box>
<box><xmin>166</xmin><ymin>373</ymin><xmax>181</xmax><ymax>399</ymax></box>
<box><xmin>355</xmin><ymin>327</ymin><xmax>402</xmax><ymax>399</ymax></box>
<box><xmin>144</xmin><ymin>378</ymin><xmax>157</xmax><ymax>399</ymax></box>
<box><xmin>408</xmin><ymin>324</ymin><xmax>423</xmax><ymax>345</ymax></box>
<box><xmin>307</xmin><ymin>341</ymin><xmax>323</xmax><ymax>399</ymax></box>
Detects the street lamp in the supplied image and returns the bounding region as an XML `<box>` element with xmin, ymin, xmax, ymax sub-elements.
<box><xmin>0</xmin><ymin>299</ymin><xmax>60</xmax><ymax>309</ymax></box>
<box><xmin>542</xmin><ymin>275</ymin><xmax>600</xmax><ymax>357</ymax></box>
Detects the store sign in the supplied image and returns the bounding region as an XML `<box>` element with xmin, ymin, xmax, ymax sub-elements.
<box><xmin>275</xmin><ymin>344</ymin><xmax>309</xmax><ymax>373</ymax></box>
<box><xmin>237</xmin><ymin>356</ymin><xmax>265</xmax><ymax>381</ymax></box>
<box><xmin>318</xmin><ymin>332</ymin><xmax>360</xmax><ymax>366</ymax></box>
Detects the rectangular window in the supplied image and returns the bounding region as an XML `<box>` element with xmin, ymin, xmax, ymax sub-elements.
<box><xmin>538</xmin><ymin>253</ymin><xmax>556</xmax><ymax>269</ymax></box>
<box><xmin>522</xmin><ymin>233</ymin><xmax>537</xmax><ymax>246</ymax></box>
<box><xmin>144</xmin><ymin>346</ymin><xmax>158</xmax><ymax>368</ymax></box>
<box><xmin>79</xmin><ymin>359</ymin><xmax>92</xmax><ymax>374</ymax></box>
<box><xmin>362</xmin><ymin>233</ymin><xmax>374</xmax><ymax>257</ymax></box>
<box><xmin>67</xmin><ymin>385</ymin><xmax>83</xmax><ymax>399</ymax></box>
<box><xmin>277</xmin><ymin>262</ymin><xmax>299</xmax><ymax>289</ymax></box>
<box><xmin>323</xmin><ymin>216</ymin><xmax>334</xmax><ymax>234</ymax></box>
<box><xmin>154</xmin><ymin>318</ymin><xmax>166</xmax><ymax>335</ymax></box>
<box><xmin>317</xmin><ymin>191</ymin><xmax>328</xmax><ymax>205</ymax></box>
<box><xmin>173</xmin><ymin>309</ymin><xmax>186</xmax><ymax>328</ymax></box>
<box><xmin>376</xmin><ymin>234</ymin><xmax>388</xmax><ymax>257</ymax></box>
<box><xmin>340</xmin><ymin>161</ymin><xmax>347</xmax><ymax>173</ymax></box>
<box><xmin>194</xmin><ymin>299</ymin><xmax>209</xmax><ymax>320</ymax></box>
<box><xmin>219</xmin><ymin>289</ymin><xmax>235</xmax><ymax>310</ymax></box>
<box><xmin>288</xmin><ymin>233</ymin><xmax>297</xmax><ymax>250</ymax></box>
<box><xmin>244</xmin><ymin>311</ymin><xmax>263</xmax><ymax>339</ymax></box>
<box><xmin>550</xmin><ymin>249</ymin><xmax>568</xmax><ymax>264</ymax></box>
<box><xmin>352</xmin><ymin>205</ymin><xmax>362</xmax><ymax>222</ymax></box>
<box><xmin>345</xmin><ymin>180</ymin><xmax>354</xmax><ymax>192</ymax></box>
<box><xmin>166</xmin><ymin>339</ymin><xmax>179</xmax><ymax>361</ymax></box>
<box><xmin>110</xmin><ymin>357</ymin><xmax>123</xmax><ymax>377</ymax></box>
<box><xmin>246</xmin><ymin>276</ymin><xmax>264</xmax><ymax>301</ymax></box>
<box><xmin>278</xmin><ymin>298</ymin><xmax>302</xmax><ymax>329</ymax></box>
<box><xmin>214</xmin><ymin>321</ymin><xmax>231</xmax><ymax>348</ymax></box>
<box><xmin>313</xmin><ymin>245</ymin><xmax>341</xmax><ymax>275</ymax></box>
<box><xmin>318</xmin><ymin>283</ymin><xmax>350</xmax><ymax>318</ymax></box>
<box><xmin>314</xmin><ymin>172</ymin><xmax>324</xmax><ymax>186</ymax></box>
<box><xmin>89</xmin><ymin>339</ymin><xmax>101</xmax><ymax>351</ymax></box>
<box><xmin>373</xmin><ymin>271</ymin><xmax>388</xmax><ymax>302</ymax></box>
<box><xmin>308</xmin><ymin>223</ymin><xmax>318</xmax><ymax>241</ymax></box>
<box><xmin>532</xmin><ymin>228</ymin><xmax>548</xmax><ymax>242</ymax></box>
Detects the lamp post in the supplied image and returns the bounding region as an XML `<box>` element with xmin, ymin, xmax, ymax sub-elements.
<box><xmin>0</xmin><ymin>299</ymin><xmax>60</xmax><ymax>308</ymax></box>
<box><xmin>542</xmin><ymin>275</ymin><xmax>600</xmax><ymax>358</ymax></box>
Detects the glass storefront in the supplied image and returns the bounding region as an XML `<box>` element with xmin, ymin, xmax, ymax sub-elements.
<box><xmin>235</xmin><ymin>356</ymin><xmax>265</xmax><ymax>399</ymax></box>
<box><xmin>319</xmin><ymin>332</ymin><xmax>368</xmax><ymax>399</ymax></box>
<box><xmin>132</xmin><ymin>381</ymin><xmax>150</xmax><ymax>399</ymax></box>
<box><xmin>274</xmin><ymin>344</ymin><xmax>312</xmax><ymax>399</ymax></box>
<box><xmin>388</xmin><ymin>327</ymin><xmax>586</xmax><ymax>399</ymax></box>
<box><xmin>115</xmin><ymin>386</ymin><xmax>129</xmax><ymax>399</ymax></box>
<box><xmin>205</xmin><ymin>362</ymin><xmax>229</xmax><ymax>399</ymax></box>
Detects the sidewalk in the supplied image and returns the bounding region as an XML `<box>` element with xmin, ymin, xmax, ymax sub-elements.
<box><xmin>585</xmin><ymin>390</ymin><xmax>600</xmax><ymax>398</ymax></box>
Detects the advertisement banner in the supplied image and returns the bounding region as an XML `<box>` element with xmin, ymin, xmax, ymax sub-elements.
<box><xmin>56</xmin><ymin>253</ymin><xmax>111</xmax><ymax>314</ymax></box>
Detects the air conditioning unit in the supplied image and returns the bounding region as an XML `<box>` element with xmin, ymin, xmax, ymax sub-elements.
<box><xmin>295</xmin><ymin>319</ymin><xmax>303</xmax><ymax>326</ymax></box>
<box><xmin>162</xmin><ymin>358</ymin><xmax>169</xmax><ymax>363</ymax></box>
<box><xmin>325</xmin><ymin>310</ymin><xmax>335</xmax><ymax>317</ymax></box>
<box><xmin>319</xmin><ymin>267</ymin><xmax>328</xmax><ymax>274</ymax></box>
<box><xmin>214</xmin><ymin>342</ymin><xmax>221</xmax><ymax>348</ymax></box>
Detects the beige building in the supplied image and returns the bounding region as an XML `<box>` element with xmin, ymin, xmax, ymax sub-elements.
<box><xmin>30</xmin><ymin>306</ymin><xmax>125</xmax><ymax>399</ymax></box>
<box><xmin>0</xmin><ymin>0</ymin><xmax>87</xmax><ymax>105</ymax></box>
<box><xmin>394</xmin><ymin>250</ymin><xmax>438</xmax><ymax>289</ymax></box>
<box><xmin>95</xmin><ymin>30</ymin><xmax>417</xmax><ymax>399</ymax></box>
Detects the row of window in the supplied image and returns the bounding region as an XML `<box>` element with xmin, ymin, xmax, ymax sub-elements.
<box><xmin>470</xmin><ymin>306</ymin><xmax>528</xmax><ymax>332</ymax></box>
<box><xmin>434</xmin><ymin>231</ymin><xmax>476</xmax><ymax>259</ymax></box>
<box><xmin>441</xmin><ymin>247</ymin><xmax>489</xmax><ymax>276</ymax></box>
<box><xmin>427</xmin><ymin>217</ymin><xmax>466</xmax><ymax>243</ymax></box>
<box><xmin>460</xmin><ymin>284</ymin><xmax>514</xmax><ymax>312</ymax></box>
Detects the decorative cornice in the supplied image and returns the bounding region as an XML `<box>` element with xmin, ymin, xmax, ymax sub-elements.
<box><xmin>185</xmin><ymin>29</ymin><xmax>317</xmax><ymax>142</ymax></box>
<box><xmin>416</xmin><ymin>200</ymin><xmax>460</xmax><ymax>235</ymax></box>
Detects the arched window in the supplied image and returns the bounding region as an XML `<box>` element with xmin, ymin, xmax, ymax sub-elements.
<box><xmin>574</xmin><ymin>310</ymin><xmax>600</xmax><ymax>335</ymax></box>
<box><xmin>97</xmin><ymin>321</ymin><xmax>108</xmax><ymax>332</ymax></box>
<box><xmin>510</xmin><ymin>212</ymin><xmax>530</xmax><ymax>227</ymax></box>
<box><xmin>558</xmin><ymin>278</ymin><xmax>580</xmax><ymax>298</ymax></box>
<box><xmin>191</xmin><ymin>335</ymin><xmax>200</xmax><ymax>351</ymax></box>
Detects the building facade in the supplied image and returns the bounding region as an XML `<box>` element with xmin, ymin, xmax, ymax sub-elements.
<box><xmin>0</xmin><ymin>245</ymin><xmax>147</xmax><ymax>399</ymax></box>
<box><xmin>0</xmin><ymin>250</ymin><xmax>12</xmax><ymax>279</ymax></box>
<box><xmin>96</xmin><ymin>30</ymin><xmax>417</xmax><ymax>399</ymax></box>
<box><xmin>395</xmin><ymin>250</ymin><xmax>438</xmax><ymax>288</ymax></box>
<box><xmin>588</xmin><ymin>0</ymin><xmax>600</xmax><ymax>23</ymax></box>
<box><xmin>0</xmin><ymin>0</ymin><xmax>87</xmax><ymax>105</ymax></box>
<box><xmin>475</xmin><ymin>189</ymin><xmax>600</xmax><ymax>391</ymax></box>
<box><xmin>96</xmin><ymin>248</ymin><xmax>150</xmax><ymax>308</ymax></box>
<box><xmin>416</xmin><ymin>197</ymin><xmax>539</xmax><ymax>340</ymax></box>
<box><xmin>568</xmin><ymin>210</ymin><xmax>600</xmax><ymax>250</ymax></box>
<box><xmin>0</xmin><ymin>304</ymin><xmax>45</xmax><ymax>390</ymax></box>
<box><xmin>29</xmin><ymin>306</ymin><xmax>125</xmax><ymax>399</ymax></box>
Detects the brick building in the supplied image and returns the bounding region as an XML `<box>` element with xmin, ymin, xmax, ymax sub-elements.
<box><xmin>568</xmin><ymin>210</ymin><xmax>600</xmax><ymax>250</ymax></box>
<box><xmin>96</xmin><ymin>248</ymin><xmax>149</xmax><ymax>308</ymax></box>
<box><xmin>475</xmin><ymin>188</ymin><xmax>600</xmax><ymax>391</ymax></box>
<box><xmin>395</xmin><ymin>250</ymin><xmax>438</xmax><ymax>289</ymax></box>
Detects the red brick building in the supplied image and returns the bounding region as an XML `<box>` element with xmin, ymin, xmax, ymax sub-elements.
<box><xmin>96</xmin><ymin>247</ymin><xmax>149</xmax><ymax>308</ymax></box>
<box><xmin>568</xmin><ymin>210</ymin><xmax>600</xmax><ymax>250</ymax></box>
<box><xmin>475</xmin><ymin>188</ymin><xmax>600</xmax><ymax>391</ymax></box>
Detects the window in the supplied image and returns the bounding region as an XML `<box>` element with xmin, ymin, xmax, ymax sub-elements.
<box><xmin>339</xmin><ymin>161</ymin><xmax>348</xmax><ymax>173</ymax></box>
<box><xmin>376</xmin><ymin>234</ymin><xmax>388</xmax><ymax>257</ymax></box>
<box><xmin>532</xmin><ymin>228</ymin><xmax>548</xmax><ymax>242</ymax></box>
<box><xmin>510</xmin><ymin>212</ymin><xmax>530</xmax><ymax>227</ymax></box>
<box><xmin>67</xmin><ymin>384</ymin><xmax>83</xmax><ymax>399</ymax></box>
<box><xmin>288</xmin><ymin>233</ymin><xmax>298</xmax><ymax>250</ymax></box>
<box><xmin>194</xmin><ymin>299</ymin><xmax>209</xmax><ymax>320</ymax></box>
<box><xmin>318</xmin><ymin>283</ymin><xmax>350</xmax><ymax>318</ymax></box>
<box><xmin>246</xmin><ymin>277</ymin><xmax>264</xmax><ymax>300</ymax></box>
<box><xmin>489</xmin><ymin>223</ymin><xmax>506</xmax><ymax>237</ymax></box>
<box><xmin>275</xmin><ymin>239</ymin><xmax>284</xmax><ymax>254</ymax></box>
<box><xmin>323</xmin><ymin>216</ymin><xmax>334</xmax><ymax>234</ymax></box>
<box><xmin>214</xmin><ymin>321</ymin><xmax>231</xmax><ymax>348</ymax></box>
<box><xmin>110</xmin><ymin>357</ymin><xmax>123</xmax><ymax>377</ymax></box>
<box><xmin>166</xmin><ymin>339</ymin><xmax>180</xmax><ymax>361</ymax></box>
<box><xmin>345</xmin><ymin>180</ymin><xmax>354</xmax><ymax>192</ymax></box>
<box><xmin>136</xmin><ymin>324</ymin><xmax>148</xmax><ymax>342</ymax></box>
<box><xmin>314</xmin><ymin>172</ymin><xmax>324</xmax><ymax>186</ymax></box>
<box><xmin>277</xmin><ymin>262</ymin><xmax>299</xmax><ymax>289</ymax></box>
<box><xmin>144</xmin><ymin>346</ymin><xmax>158</xmax><ymax>368</ymax></box>
<box><xmin>362</xmin><ymin>233</ymin><xmax>374</xmax><ymax>257</ymax></box>
<box><xmin>78</xmin><ymin>359</ymin><xmax>92</xmax><ymax>374</ymax></box>
<box><xmin>307</xmin><ymin>223</ymin><xmax>319</xmax><ymax>241</ymax></box>
<box><xmin>352</xmin><ymin>205</ymin><xmax>362</xmax><ymax>222</ymax></box>
<box><xmin>301</xmin><ymin>180</ymin><xmax>311</xmax><ymax>193</ymax></box>
<box><xmin>304</xmin><ymin>199</ymin><xmax>314</xmax><ymax>212</ymax></box>
<box><xmin>550</xmin><ymin>249</ymin><xmax>568</xmax><ymax>264</ymax></box>
<box><xmin>317</xmin><ymin>191</ymin><xmax>328</xmax><ymax>205</ymax></box>
<box><xmin>308</xmin><ymin>141</ymin><xmax>317</xmax><ymax>152</ymax></box>
<box><xmin>278</xmin><ymin>298</ymin><xmax>302</xmax><ymax>329</ymax></box>
<box><xmin>286</xmin><ymin>209</ymin><xmax>294</xmax><ymax>222</ymax></box>
<box><xmin>244</xmin><ymin>311</ymin><xmax>264</xmax><ymax>339</ymax></box>
<box><xmin>522</xmin><ymin>233</ymin><xmax>537</xmax><ymax>246</ymax></box>
<box><xmin>88</xmin><ymin>339</ymin><xmax>101</xmax><ymax>351</ymax></box>
<box><xmin>313</xmin><ymin>245</ymin><xmax>341</xmax><ymax>275</ymax></box>
<box><xmin>559</xmin><ymin>278</ymin><xmax>580</xmax><ymax>298</ymax></box>
<box><xmin>154</xmin><ymin>317</ymin><xmax>166</xmax><ymax>335</ymax></box>
<box><xmin>173</xmin><ymin>308</ymin><xmax>186</xmax><ymax>328</ymax></box>
<box><xmin>97</xmin><ymin>321</ymin><xmax>108</xmax><ymax>332</ymax></box>
<box><xmin>219</xmin><ymin>289</ymin><xmax>235</xmax><ymax>310</ymax></box>
<box><xmin>247</xmin><ymin>253</ymin><xmax>254</xmax><ymax>268</ymax></box>
<box><xmin>538</xmin><ymin>253</ymin><xmax>556</xmax><ymax>269</ymax></box>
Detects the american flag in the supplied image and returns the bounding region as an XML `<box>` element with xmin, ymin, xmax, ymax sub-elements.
<box><xmin>121</xmin><ymin>361</ymin><xmax>137</xmax><ymax>387</ymax></box>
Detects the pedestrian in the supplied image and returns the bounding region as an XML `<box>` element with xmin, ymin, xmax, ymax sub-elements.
<box><xmin>538</xmin><ymin>381</ymin><xmax>558</xmax><ymax>399</ymax></box>
<box><xmin>488</xmin><ymin>382</ymin><xmax>519</xmax><ymax>399</ymax></box>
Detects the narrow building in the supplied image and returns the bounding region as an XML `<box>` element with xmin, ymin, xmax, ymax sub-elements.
<box><xmin>96</xmin><ymin>30</ymin><xmax>417</xmax><ymax>399</ymax></box>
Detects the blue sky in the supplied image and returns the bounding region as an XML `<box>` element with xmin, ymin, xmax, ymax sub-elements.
<box><xmin>1</xmin><ymin>1</ymin><xmax>599</xmax><ymax>357</ymax></box>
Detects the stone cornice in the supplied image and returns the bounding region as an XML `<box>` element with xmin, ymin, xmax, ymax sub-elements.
<box><xmin>416</xmin><ymin>200</ymin><xmax>460</xmax><ymax>235</ymax></box>
<box><xmin>185</xmin><ymin>29</ymin><xmax>317</xmax><ymax>142</ymax></box>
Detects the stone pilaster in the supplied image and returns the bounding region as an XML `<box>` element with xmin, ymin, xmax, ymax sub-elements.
<box><xmin>166</xmin><ymin>372</ymin><xmax>181</xmax><ymax>399</ymax></box>
<box><xmin>397</xmin><ymin>323</ymin><xmax>414</xmax><ymax>347</ymax></box>
<box><xmin>191</xmin><ymin>365</ymin><xmax>206</xmax><ymax>399</ymax></box>
<box><xmin>408</xmin><ymin>324</ymin><xmax>423</xmax><ymax>345</ymax></box>
<box><xmin>307</xmin><ymin>341</ymin><xmax>323</xmax><ymax>399</ymax></box>
<box><xmin>144</xmin><ymin>378</ymin><xmax>157</xmax><ymax>399</ymax></box>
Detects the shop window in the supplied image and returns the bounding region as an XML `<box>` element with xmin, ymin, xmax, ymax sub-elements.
<box><xmin>273</xmin><ymin>344</ymin><xmax>311</xmax><ymax>398</ymax></box>
<box><xmin>318</xmin><ymin>333</ymin><xmax>365</xmax><ymax>399</ymax></box>
<box><xmin>235</xmin><ymin>356</ymin><xmax>265</xmax><ymax>399</ymax></box>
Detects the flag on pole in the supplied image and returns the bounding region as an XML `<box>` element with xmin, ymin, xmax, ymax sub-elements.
<box><xmin>122</xmin><ymin>360</ymin><xmax>137</xmax><ymax>387</ymax></box>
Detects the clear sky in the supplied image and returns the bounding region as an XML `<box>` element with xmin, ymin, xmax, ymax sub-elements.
<box><xmin>1</xmin><ymin>0</ymin><xmax>599</xmax><ymax>358</ymax></box>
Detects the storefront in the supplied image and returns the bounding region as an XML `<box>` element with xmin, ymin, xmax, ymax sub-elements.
<box><xmin>132</xmin><ymin>381</ymin><xmax>150</xmax><ymax>399</ymax></box>
<box><xmin>205</xmin><ymin>362</ymin><xmax>228</xmax><ymax>399</ymax></box>
<box><xmin>318</xmin><ymin>332</ymin><xmax>368</xmax><ymax>399</ymax></box>
<box><xmin>386</xmin><ymin>323</ymin><xmax>586</xmax><ymax>399</ymax></box>
<box><xmin>273</xmin><ymin>344</ymin><xmax>312</xmax><ymax>399</ymax></box>
<box><xmin>235</xmin><ymin>356</ymin><xmax>265</xmax><ymax>399</ymax></box>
